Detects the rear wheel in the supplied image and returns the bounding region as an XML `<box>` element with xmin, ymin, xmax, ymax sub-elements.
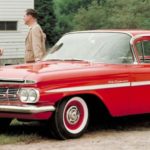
<box><xmin>49</xmin><ymin>97</ymin><xmax>89</xmax><ymax>139</ymax></box>
<box><xmin>0</xmin><ymin>118</ymin><xmax>12</xmax><ymax>131</ymax></box>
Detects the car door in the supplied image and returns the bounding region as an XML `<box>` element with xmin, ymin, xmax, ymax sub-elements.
<box><xmin>130</xmin><ymin>35</ymin><xmax>150</xmax><ymax>114</ymax></box>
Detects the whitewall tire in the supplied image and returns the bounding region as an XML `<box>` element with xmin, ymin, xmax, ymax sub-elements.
<box><xmin>49</xmin><ymin>96</ymin><xmax>89</xmax><ymax>139</ymax></box>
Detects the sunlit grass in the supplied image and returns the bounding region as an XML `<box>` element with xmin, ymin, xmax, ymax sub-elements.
<box><xmin>0</xmin><ymin>134</ymin><xmax>42</xmax><ymax>145</ymax></box>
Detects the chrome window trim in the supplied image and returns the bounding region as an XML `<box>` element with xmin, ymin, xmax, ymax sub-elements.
<box><xmin>130</xmin><ymin>44</ymin><xmax>138</xmax><ymax>64</ymax></box>
<box><xmin>130</xmin><ymin>34</ymin><xmax>150</xmax><ymax>44</ymax></box>
<box><xmin>130</xmin><ymin>34</ymin><xmax>150</xmax><ymax>64</ymax></box>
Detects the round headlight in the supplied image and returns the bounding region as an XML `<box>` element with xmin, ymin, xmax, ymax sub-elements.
<box><xmin>19</xmin><ymin>89</ymin><xmax>28</xmax><ymax>102</ymax></box>
<box><xmin>28</xmin><ymin>89</ymin><xmax>39</xmax><ymax>103</ymax></box>
<box><xmin>19</xmin><ymin>88</ymin><xmax>40</xmax><ymax>103</ymax></box>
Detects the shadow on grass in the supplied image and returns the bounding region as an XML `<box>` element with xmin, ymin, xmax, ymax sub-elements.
<box><xmin>0</xmin><ymin>121</ymin><xmax>54</xmax><ymax>145</ymax></box>
<box><xmin>88</xmin><ymin>114</ymin><xmax>150</xmax><ymax>132</ymax></box>
<box><xmin>4</xmin><ymin>121</ymin><xmax>52</xmax><ymax>137</ymax></box>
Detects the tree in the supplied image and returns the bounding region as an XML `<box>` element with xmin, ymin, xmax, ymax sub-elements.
<box><xmin>73</xmin><ymin>1</ymin><xmax>107</xmax><ymax>30</ymax></box>
<box><xmin>73</xmin><ymin>0</ymin><xmax>150</xmax><ymax>30</ymax></box>
<box><xmin>35</xmin><ymin>0</ymin><xmax>57</xmax><ymax>46</ymax></box>
<box><xmin>53</xmin><ymin>0</ymin><xmax>105</xmax><ymax>36</ymax></box>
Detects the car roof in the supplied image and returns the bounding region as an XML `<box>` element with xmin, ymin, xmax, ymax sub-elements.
<box><xmin>69</xmin><ymin>29</ymin><xmax>150</xmax><ymax>37</ymax></box>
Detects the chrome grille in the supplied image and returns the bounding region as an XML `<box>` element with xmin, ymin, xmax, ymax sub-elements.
<box><xmin>0</xmin><ymin>88</ymin><xmax>19</xmax><ymax>101</ymax></box>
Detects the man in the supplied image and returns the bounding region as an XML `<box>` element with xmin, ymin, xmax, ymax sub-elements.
<box><xmin>24</xmin><ymin>9</ymin><xmax>46</xmax><ymax>63</ymax></box>
<box><xmin>0</xmin><ymin>48</ymin><xmax>3</xmax><ymax>56</ymax></box>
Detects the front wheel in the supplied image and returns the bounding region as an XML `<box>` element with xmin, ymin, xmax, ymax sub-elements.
<box><xmin>49</xmin><ymin>97</ymin><xmax>89</xmax><ymax>139</ymax></box>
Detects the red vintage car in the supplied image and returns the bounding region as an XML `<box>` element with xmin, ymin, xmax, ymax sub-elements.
<box><xmin>0</xmin><ymin>30</ymin><xmax>150</xmax><ymax>139</ymax></box>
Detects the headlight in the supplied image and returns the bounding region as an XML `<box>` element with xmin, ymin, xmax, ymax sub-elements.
<box><xmin>19</xmin><ymin>88</ymin><xmax>40</xmax><ymax>103</ymax></box>
<box><xmin>28</xmin><ymin>89</ymin><xmax>39</xmax><ymax>102</ymax></box>
<box><xmin>19</xmin><ymin>89</ymin><xmax>28</xmax><ymax>102</ymax></box>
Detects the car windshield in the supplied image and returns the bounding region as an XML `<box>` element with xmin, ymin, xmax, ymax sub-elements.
<box><xmin>43</xmin><ymin>32</ymin><xmax>133</xmax><ymax>64</ymax></box>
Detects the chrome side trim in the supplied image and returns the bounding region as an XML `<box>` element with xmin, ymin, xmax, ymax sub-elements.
<box><xmin>46</xmin><ymin>80</ymin><xmax>150</xmax><ymax>93</ymax></box>
<box><xmin>131</xmin><ymin>81</ymin><xmax>150</xmax><ymax>86</ymax></box>
<box><xmin>46</xmin><ymin>82</ymin><xmax>130</xmax><ymax>93</ymax></box>
<box><xmin>0</xmin><ymin>105</ymin><xmax>55</xmax><ymax>113</ymax></box>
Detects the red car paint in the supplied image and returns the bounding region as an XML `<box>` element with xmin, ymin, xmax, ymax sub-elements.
<box><xmin>0</xmin><ymin>30</ymin><xmax>150</xmax><ymax>120</ymax></box>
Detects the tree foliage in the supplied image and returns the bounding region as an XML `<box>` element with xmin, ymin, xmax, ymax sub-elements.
<box><xmin>53</xmin><ymin>0</ymin><xmax>93</xmax><ymax>35</ymax></box>
<box><xmin>35</xmin><ymin>0</ymin><xmax>57</xmax><ymax>46</ymax></box>
<box><xmin>53</xmin><ymin>0</ymin><xmax>106</xmax><ymax>36</ymax></box>
<box><xmin>35</xmin><ymin>0</ymin><xmax>150</xmax><ymax>45</ymax></box>
<box><xmin>73</xmin><ymin>0</ymin><xmax>150</xmax><ymax>30</ymax></box>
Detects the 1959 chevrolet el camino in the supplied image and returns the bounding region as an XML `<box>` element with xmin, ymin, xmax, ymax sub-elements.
<box><xmin>0</xmin><ymin>30</ymin><xmax>150</xmax><ymax>139</ymax></box>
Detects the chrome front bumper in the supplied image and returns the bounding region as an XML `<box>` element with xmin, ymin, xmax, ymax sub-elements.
<box><xmin>0</xmin><ymin>105</ymin><xmax>55</xmax><ymax>114</ymax></box>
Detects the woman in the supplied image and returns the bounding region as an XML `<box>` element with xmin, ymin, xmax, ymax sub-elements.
<box><xmin>0</xmin><ymin>48</ymin><xmax>3</xmax><ymax>56</ymax></box>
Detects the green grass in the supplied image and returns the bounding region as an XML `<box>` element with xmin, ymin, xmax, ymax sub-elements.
<box><xmin>0</xmin><ymin>134</ymin><xmax>42</xmax><ymax>145</ymax></box>
<box><xmin>0</xmin><ymin>120</ymin><xmax>47</xmax><ymax>145</ymax></box>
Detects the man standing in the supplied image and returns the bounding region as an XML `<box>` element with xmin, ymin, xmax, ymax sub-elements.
<box><xmin>24</xmin><ymin>9</ymin><xmax>46</xmax><ymax>63</ymax></box>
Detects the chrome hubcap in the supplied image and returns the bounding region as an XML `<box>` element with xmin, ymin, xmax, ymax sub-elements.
<box><xmin>66</xmin><ymin>106</ymin><xmax>80</xmax><ymax>125</ymax></box>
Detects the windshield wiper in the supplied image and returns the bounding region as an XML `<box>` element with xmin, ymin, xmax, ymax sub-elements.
<box><xmin>63</xmin><ymin>59</ymin><xmax>89</xmax><ymax>62</ymax></box>
<box><xmin>42</xmin><ymin>58</ymin><xmax>90</xmax><ymax>62</ymax></box>
<box><xmin>46</xmin><ymin>59</ymin><xmax>64</xmax><ymax>61</ymax></box>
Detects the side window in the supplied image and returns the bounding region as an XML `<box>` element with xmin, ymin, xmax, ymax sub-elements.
<box><xmin>136</xmin><ymin>40</ymin><xmax>150</xmax><ymax>63</ymax></box>
<box><xmin>144</xmin><ymin>41</ymin><xmax>150</xmax><ymax>56</ymax></box>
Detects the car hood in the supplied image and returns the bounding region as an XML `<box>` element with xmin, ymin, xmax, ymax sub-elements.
<box><xmin>0</xmin><ymin>61</ymin><xmax>95</xmax><ymax>82</ymax></box>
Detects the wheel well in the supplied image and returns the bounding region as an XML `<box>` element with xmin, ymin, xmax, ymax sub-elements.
<box><xmin>80</xmin><ymin>94</ymin><xmax>111</xmax><ymax>124</ymax></box>
<box><xmin>58</xmin><ymin>94</ymin><xmax>111</xmax><ymax>125</ymax></box>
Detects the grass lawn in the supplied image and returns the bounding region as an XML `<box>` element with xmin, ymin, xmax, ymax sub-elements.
<box><xmin>0</xmin><ymin>120</ymin><xmax>49</xmax><ymax>145</ymax></box>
